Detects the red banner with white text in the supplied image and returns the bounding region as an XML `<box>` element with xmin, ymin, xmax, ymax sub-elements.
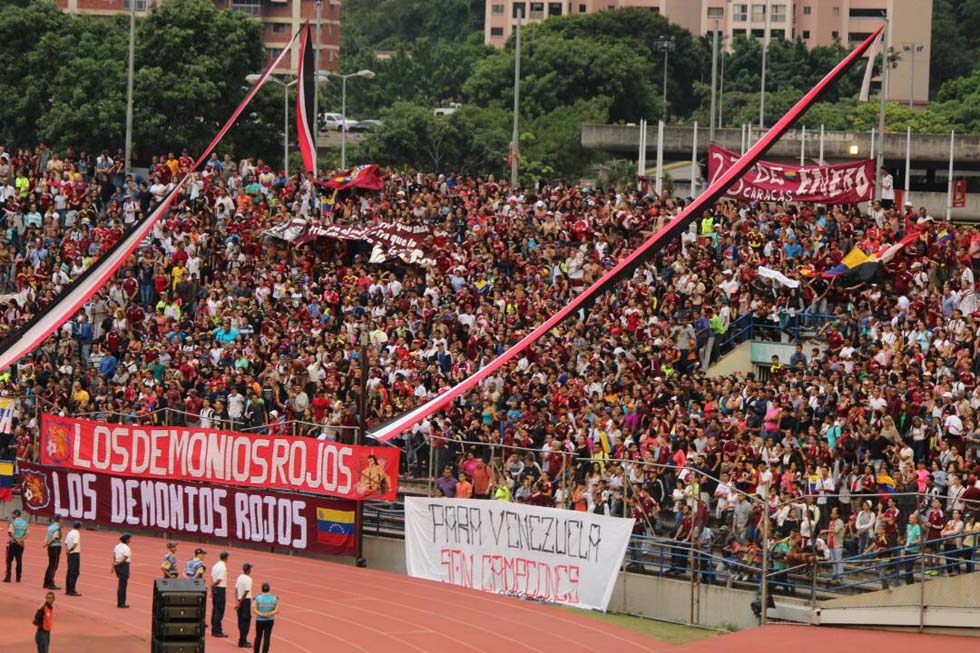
<box><xmin>19</xmin><ymin>463</ymin><xmax>355</xmax><ymax>556</ymax></box>
<box><xmin>40</xmin><ymin>414</ymin><xmax>398</xmax><ymax>501</ymax></box>
<box><xmin>707</xmin><ymin>144</ymin><xmax>875</xmax><ymax>204</ymax></box>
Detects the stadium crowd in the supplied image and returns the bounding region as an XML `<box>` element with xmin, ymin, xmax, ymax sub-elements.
<box><xmin>1</xmin><ymin>141</ymin><xmax>980</xmax><ymax>588</ymax></box>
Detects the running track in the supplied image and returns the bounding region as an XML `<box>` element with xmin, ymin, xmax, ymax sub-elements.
<box><xmin>0</xmin><ymin>525</ymin><xmax>660</xmax><ymax>652</ymax></box>
<box><xmin>0</xmin><ymin>525</ymin><xmax>972</xmax><ymax>652</ymax></box>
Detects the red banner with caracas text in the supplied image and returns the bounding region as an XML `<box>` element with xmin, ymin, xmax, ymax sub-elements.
<box><xmin>707</xmin><ymin>144</ymin><xmax>875</xmax><ymax>204</ymax></box>
<box><xmin>19</xmin><ymin>462</ymin><xmax>355</xmax><ymax>556</ymax></box>
<box><xmin>40</xmin><ymin>414</ymin><xmax>398</xmax><ymax>501</ymax></box>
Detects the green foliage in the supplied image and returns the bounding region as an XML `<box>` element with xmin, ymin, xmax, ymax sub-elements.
<box><xmin>0</xmin><ymin>0</ymin><xmax>276</xmax><ymax>163</ymax></box>
<box><xmin>359</xmin><ymin>102</ymin><xmax>511</xmax><ymax>176</ymax></box>
<box><xmin>341</xmin><ymin>0</ymin><xmax>483</xmax><ymax>54</ymax></box>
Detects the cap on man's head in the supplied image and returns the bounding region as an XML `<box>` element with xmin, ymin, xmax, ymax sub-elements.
<box><xmin>195</xmin><ymin>548</ymin><xmax>207</xmax><ymax>555</ymax></box>
<box><xmin>11</xmin><ymin>509</ymin><xmax>20</xmax><ymax>516</ymax></box>
<box><xmin>167</xmin><ymin>541</ymin><xmax>178</xmax><ymax>549</ymax></box>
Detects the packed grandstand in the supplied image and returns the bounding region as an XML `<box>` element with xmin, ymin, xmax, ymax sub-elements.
<box><xmin>1</xmin><ymin>141</ymin><xmax>979</xmax><ymax>594</ymax></box>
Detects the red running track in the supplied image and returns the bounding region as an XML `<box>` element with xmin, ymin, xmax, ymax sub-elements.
<box><xmin>0</xmin><ymin>524</ymin><xmax>662</xmax><ymax>652</ymax></box>
<box><xmin>1</xmin><ymin>525</ymin><xmax>971</xmax><ymax>652</ymax></box>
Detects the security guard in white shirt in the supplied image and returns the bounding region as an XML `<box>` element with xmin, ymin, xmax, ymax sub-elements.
<box><xmin>210</xmin><ymin>551</ymin><xmax>229</xmax><ymax>638</ymax></box>
<box><xmin>235</xmin><ymin>563</ymin><xmax>253</xmax><ymax>648</ymax></box>
<box><xmin>63</xmin><ymin>521</ymin><xmax>82</xmax><ymax>596</ymax></box>
<box><xmin>111</xmin><ymin>533</ymin><xmax>132</xmax><ymax>608</ymax></box>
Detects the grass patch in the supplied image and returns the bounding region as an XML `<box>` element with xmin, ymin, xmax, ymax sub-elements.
<box><xmin>567</xmin><ymin>608</ymin><xmax>722</xmax><ymax>644</ymax></box>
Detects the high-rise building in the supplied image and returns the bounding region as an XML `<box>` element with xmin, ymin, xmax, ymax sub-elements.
<box><xmin>56</xmin><ymin>0</ymin><xmax>340</xmax><ymax>74</ymax></box>
<box><xmin>485</xmin><ymin>0</ymin><xmax>932</xmax><ymax>105</ymax></box>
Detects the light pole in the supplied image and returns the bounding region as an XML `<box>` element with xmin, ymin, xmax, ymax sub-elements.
<box><xmin>511</xmin><ymin>9</ymin><xmax>523</xmax><ymax>189</ymax></box>
<box><xmin>314</xmin><ymin>0</ymin><xmax>322</xmax><ymax>144</ymax></box>
<box><xmin>247</xmin><ymin>72</ymin><xmax>329</xmax><ymax>178</ymax></box>
<box><xmin>328</xmin><ymin>70</ymin><xmax>375</xmax><ymax>170</ymax></box>
<box><xmin>654</xmin><ymin>36</ymin><xmax>676</xmax><ymax>122</ymax></box>
<box><xmin>709</xmin><ymin>20</ymin><xmax>719</xmax><ymax>143</ymax></box>
<box><xmin>124</xmin><ymin>0</ymin><xmax>138</xmax><ymax>175</ymax></box>
<box><xmin>355</xmin><ymin>329</ymin><xmax>370</xmax><ymax>568</ymax></box>
<box><xmin>246</xmin><ymin>74</ymin><xmax>295</xmax><ymax>179</ymax></box>
<box><xmin>902</xmin><ymin>43</ymin><xmax>923</xmax><ymax>108</ymax></box>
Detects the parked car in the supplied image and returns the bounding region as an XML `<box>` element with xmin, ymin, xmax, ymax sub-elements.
<box><xmin>348</xmin><ymin>119</ymin><xmax>383</xmax><ymax>132</ymax></box>
<box><xmin>433</xmin><ymin>102</ymin><xmax>462</xmax><ymax>117</ymax></box>
<box><xmin>319</xmin><ymin>112</ymin><xmax>348</xmax><ymax>132</ymax></box>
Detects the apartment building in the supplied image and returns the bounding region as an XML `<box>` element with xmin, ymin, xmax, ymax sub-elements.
<box><xmin>56</xmin><ymin>0</ymin><xmax>340</xmax><ymax>74</ymax></box>
<box><xmin>485</xmin><ymin>0</ymin><xmax>932</xmax><ymax>105</ymax></box>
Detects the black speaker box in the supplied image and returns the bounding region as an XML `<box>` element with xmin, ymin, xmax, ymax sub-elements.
<box><xmin>151</xmin><ymin>577</ymin><xmax>207</xmax><ymax>647</ymax></box>
<box><xmin>150</xmin><ymin>639</ymin><xmax>204</xmax><ymax>653</ymax></box>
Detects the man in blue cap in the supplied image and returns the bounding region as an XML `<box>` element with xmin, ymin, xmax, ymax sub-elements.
<box><xmin>42</xmin><ymin>515</ymin><xmax>62</xmax><ymax>590</ymax></box>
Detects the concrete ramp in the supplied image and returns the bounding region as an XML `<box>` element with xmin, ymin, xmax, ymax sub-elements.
<box><xmin>809</xmin><ymin>572</ymin><xmax>980</xmax><ymax>631</ymax></box>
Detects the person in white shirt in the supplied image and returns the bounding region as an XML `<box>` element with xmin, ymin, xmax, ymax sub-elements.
<box><xmin>111</xmin><ymin>533</ymin><xmax>132</xmax><ymax>608</ymax></box>
<box><xmin>880</xmin><ymin>167</ymin><xmax>895</xmax><ymax>209</ymax></box>
<box><xmin>211</xmin><ymin>551</ymin><xmax>230</xmax><ymax>638</ymax></box>
<box><xmin>64</xmin><ymin>521</ymin><xmax>82</xmax><ymax>596</ymax></box>
<box><xmin>235</xmin><ymin>563</ymin><xmax>254</xmax><ymax>648</ymax></box>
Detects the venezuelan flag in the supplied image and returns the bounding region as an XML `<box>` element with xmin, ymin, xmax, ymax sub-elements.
<box><xmin>322</xmin><ymin>189</ymin><xmax>338</xmax><ymax>213</ymax></box>
<box><xmin>0</xmin><ymin>460</ymin><xmax>14</xmax><ymax>502</ymax></box>
<box><xmin>783</xmin><ymin>169</ymin><xmax>800</xmax><ymax>181</ymax></box>
<box><xmin>316</xmin><ymin>507</ymin><xmax>355</xmax><ymax>552</ymax></box>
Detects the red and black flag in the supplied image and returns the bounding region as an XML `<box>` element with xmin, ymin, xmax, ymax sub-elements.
<box><xmin>296</xmin><ymin>23</ymin><xmax>318</xmax><ymax>176</ymax></box>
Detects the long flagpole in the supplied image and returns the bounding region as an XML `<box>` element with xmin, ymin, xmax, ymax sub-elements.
<box><xmin>800</xmin><ymin>125</ymin><xmax>806</xmax><ymax>166</ymax></box>
<box><xmin>709</xmin><ymin>22</ymin><xmax>719</xmax><ymax>143</ymax></box>
<box><xmin>510</xmin><ymin>10</ymin><xmax>523</xmax><ymax>189</ymax></box>
<box><xmin>691</xmin><ymin>120</ymin><xmax>699</xmax><ymax>197</ymax></box>
<box><xmin>947</xmin><ymin>130</ymin><xmax>955</xmax><ymax>221</ymax></box>
<box><xmin>124</xmin><ymin>0</ymin><xmax>136</xmax><ymax>175</ymax></box>
<box><xmin>819</xmin><ymin>124</ymin><xmax>825</xmax><ymax>165</ymax></box>
<box><xmin>655</xmin><ymin>119</ymin><xmax>664</xmax><ymax>196</ymax></box>
<box><xmin>876</xmin><ymin>16</ymin><xmax>889</xmax><ymax>200</ymax></box>
<box><xmin>904</xmin><ymin>125</ymin><xmax>911</xmax><ymax>207</ymax></box>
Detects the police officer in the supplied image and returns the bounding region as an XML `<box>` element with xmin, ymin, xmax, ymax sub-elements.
<box><xmin>252</xmin><ymin>583</ymin><xmax>279</xmax><ymax>653</ymax></box>
<box><xmin>112</xmin><ymin>533</ymin><xmax>132</xmax><ymax>608</ymax></box>
<box><xmin>3</xmin><ymin>508</ymin><xmax>28</xmax><ymax>583</ymax></box>
<box><xmin>235</xmin><ymin>563</ymin><xmax>253</xmax><ymax>648</ymax></box>
<box><xmin>210</xmin><ymin>551</ymin><xmax>229</xmax><ymax>638</ymax></box>
<box><xmin>42</xmin><ymin>515</ymin><xmax>62</xmax><ymax>590</ymax></box>
<box><xmin>185</xmin><ymin>548</ymin><xmax>207</xmax><ymax>579</ymax></box>
<box><xmin>64</xmin><ymin>521</ymin><xmax>82</xmax><ymax>596</ymax></box>
<box><xmin>160</xmin><ymin>542</ymin><xmax>179</xmax><ymax>578</ymax></box>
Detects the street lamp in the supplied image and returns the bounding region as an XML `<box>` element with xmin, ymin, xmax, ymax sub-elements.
<box><xmin>654</xmin><ymin>36</ymin><xmax>676</xmax><ymax>121</ymax></box>
<box><xmin>327</xmin><ymin>69</ymin><xmax>376</xmax><ymax>170</ymax></box>
<box><xmin>902</xmin><ymin>43</ymin><xmax>924</xmax><ymax>108</ymax></box>
<box><xmin>246</xmin><ymin>72</ymin><xmax>329</xmax><ymax>178</ymax></box>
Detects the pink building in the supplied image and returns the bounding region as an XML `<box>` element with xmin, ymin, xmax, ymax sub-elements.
<box><xmin>485</xmin><ymin>0</ymin><xmax>932</xmax><ymax>105</ymax></box>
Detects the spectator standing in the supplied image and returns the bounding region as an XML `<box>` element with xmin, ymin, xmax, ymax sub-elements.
<box><xmin>112</xmin><ymin>533</ymin><xmax>132</xmax><ymax>608</ymax></box>
<box><xmin>63</xmin><ymin>521</ymin><xmax>81</xmax><ymax>596</ymax></box>
<box><xmin>32</xmin><ymin>591</ymin><xmax>55</xmax><ymax>653</ymax></box>
<box><xmin>235</xmin><ymin>563</ymin><xmax>254</xmax><ymax>648</ymax></box>
<box><xmin>4</xmin><ymin>508</ymin><xmax>29</xmax><ymax>583</ymax></box>
<box><xmin>252</xmin><ymin>582</ymin><xmax>279</xmax><ymax>653</ymax></box>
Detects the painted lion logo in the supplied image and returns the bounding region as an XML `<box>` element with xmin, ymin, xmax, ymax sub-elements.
<box><xmin>45</xmin><ymin>422</ymin><xmax>72</xmax><ymax>464</ymax></box>
<box><xmin>21</xmin><ymin>470</ymin><xmax>50</xmax><ymax>510</ymax></box>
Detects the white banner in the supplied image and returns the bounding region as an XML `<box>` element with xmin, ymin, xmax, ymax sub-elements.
<box><xmin>404</xmin><ymin>497</ymin><xmax>634</xmax><ymax>611</ymax></box>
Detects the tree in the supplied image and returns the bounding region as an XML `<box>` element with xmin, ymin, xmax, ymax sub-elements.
<box><xmin>522</xmin><ymin>97</ymin><xmax>611</xmax><ymax>183</ymax></box>
<box><xmin>341</xmin><ymin>0</ymin><xmax>483</xmax><ymax>54</ymax></box>
<box><xmin>133</xmin><ymin>0</ymin><xmax>267</xmax><ymax>160</ymax></box>
<box><xmin>0</xmin><ymin>1</ymin><xmax>69</xmax><ymax>144</ymax></box>
<box><xmin>463</xmin><ymin>32</ymin><xmax>658</xmax><ymax>124</ymax></box>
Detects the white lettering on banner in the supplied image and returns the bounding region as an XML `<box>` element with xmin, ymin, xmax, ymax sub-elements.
<box><xmin>404</xmin><ymin>498</ymin><xmax>633</xmax><ymax>612</ymax></box>
<box><xmin>55</xmin><ymin>418</ymin><xmax>374</xmax><ymax>498</ymax></box>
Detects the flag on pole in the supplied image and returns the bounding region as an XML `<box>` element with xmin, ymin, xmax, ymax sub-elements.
<box><xmin>0</xmin><ymin>460</ymin><xmax>14</xmax><ymax>502</ymax></box>
<box><xmin>859</xmin><ymin>31</ymin><xmax>883</xmax><ymax>102</ymax></box>
<box><xmin>296</xmin><ymin>23</ymin><xmax>318</xmax><ymax>175</ymax></box>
